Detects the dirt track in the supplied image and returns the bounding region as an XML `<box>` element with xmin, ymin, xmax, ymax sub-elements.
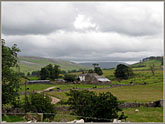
<box><xmin>50</xmin><ymin>96</ymin><xmax>60</xmax><ymax>104</ymax></box>
<box><xmin>37</xmin><ymin>86</ymin><xmax>56</xmax><ymax>93</ymax></box>
<box><xmin>37</xmin><ymin>86</ymin><xmax>60</xmax><ymax>104</ymax></box>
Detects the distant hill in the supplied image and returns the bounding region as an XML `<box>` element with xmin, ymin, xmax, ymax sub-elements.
<box><xmin>130</xmin><ymin>56</ymin><xmax>163</xmax><ymax>69</ymax></box>
<box><xmin>17</xmin><ymin>56</ymin><xmax>91</xmax><ymax>73</ymax></box>
<box><xmin>79</xmin><ymin>62</ymin><xmax>128</xmax><ymax>69</ymax></box>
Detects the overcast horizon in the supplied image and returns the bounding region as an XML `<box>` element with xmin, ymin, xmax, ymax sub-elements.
<box><xmin>2</xmin><ymin>2</ymin><xmax>164</xmax><ymax>64</ymax></box>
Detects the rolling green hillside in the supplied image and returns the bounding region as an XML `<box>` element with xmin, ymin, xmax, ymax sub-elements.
<box><xmin>17</xmin><ymin>56</ymin><xmax>91</xmax><ymax>73</ymax></box>
<box><xmin>130</xmin><ymin>59</ymin><xmax>162</xmax><ymax>70</ymax></box>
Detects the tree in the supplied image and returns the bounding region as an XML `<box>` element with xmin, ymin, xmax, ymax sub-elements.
<box><xmin>92</xmin><ymin>63</ymin><xmax>99</xmax><ymax>68</ymax></box>
<box><xmin>46</xmin><ymin>64</ymin><xmax>54</xmax><ymax>79</ymax></box>
<box><xmin>40</xmin><ymin>67</ymin><xmax>49</xmax><ymax>80</ymax></box>
<box><xmin>2</xmin><ymin>39</ymin><xmax>21</xmax><ymax>105</ymax></box>
<box><xmin>94</xmin><ymin>67</ymin><xmax>103</xmax><ymax>75</ymax></box>
<box><xmin>18</xmin><ymin>72</ymin><xmax>25</xmax><ymax>77</ymax></box>
<box><xmin>114</xmin><ymin>64</ymin><xmax>133</xmax><ymax>79</ymax></box>
<box><xmin>31</xmin><ymin>70</ymin><xmax>40</xmax><ymax>77</ymax></box>
<box><xmin>53</xmin><ymin>65</ymin><xmax>60</xmax><ymax>79</ymax></box>
<box><xmin>66</xmin><ymin>90</ymin><xmax>121</xmax><ymax>122</ymax></box>
<box><xmin>150</xmin><ymin>64</ymin><xmax>155</xmax><ymax>76</ymax></box>
<box><xmin>40</xmin><ymin>64</ymin><xmax>60</xmax><ymax>80</ymax></box>
<box><xmin>64</xmin><ymin>74</ymin><xmax>76</xmax><ymax>82</ymax></box>
<box><xmin>88</xmin><ymin>69</ymin><xmax>94</xmax><ymax>73</ymax></box>
<box><xmin>92</xmin><ymin>63</ymin><xmax>103</xmax><ymax>75</ymax></box>
<box><xmin>24</xmin><ymin>93</ymin><xmax>56</xmax><ymax>121</ymax></box>
<box><xmin>27</xmin><ymin>72</ymin><xmax>31</xmax><ymax>76</ymax></box>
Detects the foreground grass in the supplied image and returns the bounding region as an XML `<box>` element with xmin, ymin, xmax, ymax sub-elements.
<box><xmin>54</xmin><ymin>106</ymin><xmax>163</xmax><ymax>122</ymax></box>
<box><xmin>121</xmin><ymin>107</ymin><xmax>163</xmax><ymax>122</ymax></box>
<box><xmin>2</xmin><ymin>115</ymin><xmax>26</xmax><ymax>122</ymax></box>
<box><xmin>3</xmin><ymin>107</ymin><xmax>162</xmax><ymax>122</ymax></box>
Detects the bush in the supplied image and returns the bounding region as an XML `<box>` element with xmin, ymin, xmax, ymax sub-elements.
<box><xmin>24</xmin><ymin>93</ymin><xmax>56</xmax><ymax>121</ymax></box>
<box><xmin>66</xmin><ymin>90</ymin><xmax>121</xmax><ymax>122</ymax></box>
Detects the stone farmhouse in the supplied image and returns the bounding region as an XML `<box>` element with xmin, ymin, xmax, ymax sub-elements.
<box><xmin>78</xmin><ymin>73</ymin><xmax>110</xmax><ymax>83</ymax></box>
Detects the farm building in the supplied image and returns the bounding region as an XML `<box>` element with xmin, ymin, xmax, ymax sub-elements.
<box><xmin>78</xmin><ymin>74</ymin><xmax>86</xmax><ymax>81</ymax></box>
<box><xmin>78</xmin><ymin>73</ymin><xmax>110</xmax><ymax>83</ymax></box>
<box><xmin>26</xmin><ymin>80</ymin><xmax>50</xmax><ymax>84</ymax></box>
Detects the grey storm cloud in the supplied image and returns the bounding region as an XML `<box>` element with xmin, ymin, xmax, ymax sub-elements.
<box><xmin>2</xmin><ymin>2</ymin><xmax>78</xmax><ymax>35</ymax></box>
<box><xmin>2</xmin><ymin>2</ymin><xmax>164</xmax><ymax>63</ymax></box>
<box><xmin>2</xmin><ymin>2</ymin><xmax>163</xmax><ymax>36</ymax></box>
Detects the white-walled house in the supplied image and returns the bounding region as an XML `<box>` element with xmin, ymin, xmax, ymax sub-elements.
<box><xmin>78</xmin><ymin>73</ymin><xmax>111</xmax><ymax>83</ymax></box>
<box><xmin>78</xmin><ymin>74</ymin><xmax>86</xmax><ymax>81</ymax></box>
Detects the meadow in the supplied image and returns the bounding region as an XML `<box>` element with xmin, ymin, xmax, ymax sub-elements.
<box><xmin>7</xmin><ymin>58</ymin><xmax>163</xmax><ymax>122</ymax></box>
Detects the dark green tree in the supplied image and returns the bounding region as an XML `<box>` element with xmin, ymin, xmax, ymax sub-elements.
<box><xmin>46</xmin><ymin>64</ymin><xmax>54</xmax><ymax>79</ymax></box>
<box><xmin>40</xmin><ymin>64</ymin><xmax>60</xmax><ymax>80</ymax></box>
<box><xmin>64</xmin><ymin>74</ymin><xmax>76</xmax><ymax>82</ymax></box>
<box><xmin>66</xmin><ymin>90</ymin><xmax>121</xmax><ymax>122</ymax></box>
<box><xmin>92</xmin><ymin>63</ymin><xmax>99</xmax><ymax>68</ymax></box>
<box><xmin>40</xmin><ymin>67</ymin><xmax>49</xmax><ymax>80</ymax></box>
<box><xmin>2</xmin><ymin>39</ymin><xmax>21</xmax><ymax>105</ymax></box>
<box><xmin>27</xmin><ymin>72</ymin><xmax>31</xmax><ymax>76</ymax></box>
<box><xmin>94</xmin><ymin>67</ymin><xmax>103</xmax><ymax>75</ymax></box>
<box><xmin>18</xmin><ymin>72</ymin><xmax>25</xmax><ymax>77</ymax></box>
<box><xmin>31</xmin><ymin>70</ymin><xmax>40</xmax><ymax>77</ymax></box>
<box><xmin>114</xmin><ymin>64</ymin><xmax>133</xmax><ymax>79</ymax></box>
<box><xmin>53</xmin><ymin>65</ymin><xmax>60</xmax><ymax>79</ymax></box>
<box><xmin>25</xmin><ymin>93</ymin><xmax>56</xmax><ymax>121</ymax></box>
<box><xmin>92</xmin><ymin>63</ymin><xmax>103</xmax><ymax>75</ymax></box>
<box><xmin>88</xmin><ymin>69</ymin><xmax>94</xmax><ymax>73</ymax></box>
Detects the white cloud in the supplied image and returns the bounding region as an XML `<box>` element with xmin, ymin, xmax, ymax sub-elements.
<box><xmin>74</xmin><ymin>14</ymin><xmax>98</xmax><ymax>30</ymax></box>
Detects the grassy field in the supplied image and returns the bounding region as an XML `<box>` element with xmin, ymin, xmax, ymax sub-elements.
<box><xmin>19</xmin><ymin>84</ymin><xmax>55</xmax><ymax>92</ymax></box>
<box><xmin>121</xmin><ymin>107</ymin><xmax>163</xmax><ymax>122</ymax></box>
<box><xmin>91</xmin><ymin>83</ymin><xmax>162</xmax><ymax>103</ymax></box>
<box><xmin>103</xmin><ymin>69</ymin><xmax>163</xmax><ymax>85</ymax></box>
<box><xmin>47</xmin><ymin>82</ymin><xmax>162</xmax><ymax>103</ymax></box>
<box><xmin>53</xmin><ymin>107</ymin><xmax>163</xmax><ymax>122</ymax></box>
<box><xmin>19</xmin><ymin>83</ymin><xmax>111</xmax><ymax>92</ymax></box>
<box><xmin>14</xmin><ymin>58</ymin><xmax>163</xmax><ymax>122</ymax></box>
<box><xmin>3</xmin><ymin>107</ymin><xmax>162</xmax><ymax>122</ymax></box>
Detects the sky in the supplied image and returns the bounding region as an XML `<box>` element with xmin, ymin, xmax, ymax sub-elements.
<box><xmin>1</xmin><ymin>2</ymin><xmax>164</xmax><ymax>64</ymax></box>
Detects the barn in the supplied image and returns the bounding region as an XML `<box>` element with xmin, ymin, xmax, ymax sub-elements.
<box><xmin>78</xmin><ymin>73</ymin><xmax>110</xmax><ymax>83</ymax></box>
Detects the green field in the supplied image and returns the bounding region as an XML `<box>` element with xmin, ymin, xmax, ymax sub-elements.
<box><xmin>19</xmin><ymin>83</ymin><xmax>112</xmax><ymax>92</ymax></box>
<box><xmin>12</xmin><ymin>58</ymin><xmax>164</xmax><ymax>122</ymax></box>
<box><xmin>53</xmin><ymin>106</ymin><xmax>163</xmax><ymax>122</ymax></box>
<box><xmin>91</xmin><ymin>83</ymin><xmax>162</xmax><ymax>103</ymax></box>
<box><xmin>121</xmin><ymin>107</ymin><xmax>163</xmax><ymax>122</ymax></box>
<box><xmin>46</xmin><ymin>82</ymin><xmax>162</xmax><ymax>103</ymax></box>
<box><xmin>19</xmin><ymin>84</ymin><xmax>55</xmax><ymax>92</ymax></box>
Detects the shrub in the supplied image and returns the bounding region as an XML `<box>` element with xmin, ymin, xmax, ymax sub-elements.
<box><xmin>66</xmin><ymin>90</ymin><xmax>121</xmax><ymax>122</ymax></box>
<box><xmin>24</xmin><ymin>93</ymin><xmax>56</xmax><ymax>121</ymax></box>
